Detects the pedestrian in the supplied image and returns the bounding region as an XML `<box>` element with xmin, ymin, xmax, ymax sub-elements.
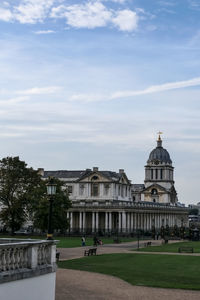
<box><xmin>81</xmin><ymin>236</ymin><xmax>86</xmax><ymax>246</ymax></box>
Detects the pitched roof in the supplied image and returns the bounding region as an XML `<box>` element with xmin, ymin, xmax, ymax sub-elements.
<box><xmin>43</xmin><ymin>170</ymin><xmax>87</xmax><ymax>179</ymax></box>
<box><xmin>43</xmin><ymin>169</ymin><xmax>130</xmax><ymax>183</ymax></box>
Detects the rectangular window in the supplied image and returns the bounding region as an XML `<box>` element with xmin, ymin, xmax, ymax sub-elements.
<box><xmin>104</xmin><ymin>184</ymin><xmax>110</xmax><ymax>195</ymax></box>
<box><xmin>91</xmin><ymin>183</ymin><xmax>99</xmax><ymax>196</ymax></box>
<box><xmin>151</xmin><ymin>169</ymin><xmax>153</xmax><ymax>179</ymax></box>
<box><xmin>67</xmin><ymin>186</ymin><xmax>73</xmax><ymax>193</ymax></box>
<box><xmin>155</xmin><ymin>169</ymin><xmax>158</xmax><ymax>179</ymax></box>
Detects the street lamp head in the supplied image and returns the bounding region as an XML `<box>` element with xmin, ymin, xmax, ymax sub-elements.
<box><xmin>46</xmin><ymin>177</ymin><xmax>57</xmax><ymax>196</ymax></box>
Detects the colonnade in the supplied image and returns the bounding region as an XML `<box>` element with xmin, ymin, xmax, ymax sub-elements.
<box><xmin>67</xmin><ymin>210</ymin><xmax>180</xmax><ymax>233</ymax></box>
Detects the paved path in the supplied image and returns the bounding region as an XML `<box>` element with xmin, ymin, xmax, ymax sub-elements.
<box><xmin>56</xmin><ymin>240</ymin><xmax>200</xmax><ymax>300</ymax></box>
<box><xmin>58</xmin><ymin>239</ymin><xmax>162</xmax><ymax>260</ymax></box>
<box><xmin>56</xmin><ymin>269</ymin><xmax>200</xmax><ymax>300</ymax></box>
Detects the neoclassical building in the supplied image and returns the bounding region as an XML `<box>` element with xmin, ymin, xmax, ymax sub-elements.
<box><xmin>40</xmin><ymin>136</ymin><xmax>188</xmax><ymax>234</ymax></box>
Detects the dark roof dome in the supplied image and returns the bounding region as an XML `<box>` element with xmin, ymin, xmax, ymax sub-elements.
<box><xmin>147</xmin><ymin>136</ymin><xmax>172</xmax><ymax>164</ymax></box>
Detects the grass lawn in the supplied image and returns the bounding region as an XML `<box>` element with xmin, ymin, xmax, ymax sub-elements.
<box><xmin>0</xmin><ymin>235</ymin><xmax>136</xmax><ymax>248</ymax></box>
<box><xmin>58</xmin><ymin>253</ymin><xmax>200</xmax><ymax>290</ymax></box>
<box><xmin>137</xmin><ymin>241</ymin><xmax>200</xmax><ymax>253</ymax></box>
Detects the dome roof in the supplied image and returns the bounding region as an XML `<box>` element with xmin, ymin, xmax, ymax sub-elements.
<box><xmin>147</xmin><ymin>137</ymin><xmax>172</xmax><ymax>164</ymax></box>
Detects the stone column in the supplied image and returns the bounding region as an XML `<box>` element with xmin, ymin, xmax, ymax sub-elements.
<box><xmin>134</xmin><ymin>213</ymin><xmax>137</xmax><ymax>231</ymax></box>
<box><xmin>79</xmin><ymin>212</ymin><xmax>82</xmax><ymax>233</ymax></box>
<box><xmin>96</xmin><ymin>212</ymin><xmax>99</xmax><ymax>232</ymax></box>
<box><xmin>105</xmin><ymin>212</ymin><xmax>108</xmax><ymax>232</ymax></box>
<box><xmin>83</xmin><ymin>212</ymin><xmax>86</xmax><ymax>232</ymax></box>
<box><xmin>109</xmin><ymin>212</ymin><xmax>112</xmax><ymax>232</ymax></box>
<box><xmin>70</xmin><ymin>212</ymin><xmax>73</xmax><ymax>232</ymax></box>
<box><xmin>122</xmin><ymin>212</ymin><xmax>126</xmax><ymax>233</ymax></box>
<box><xmin>118</xmin><ymin>212</ymin><xmax>121</xmax><ymax>233</ymax></box>
<box><xmin>127</xmin><ymin>212</ymin><xmax>130</xmax><ymax>234</ymax></box>
<box><xmin>92</xmin><ymin>212</ymin><xmax>95</xmax><ymax>233</ymax></box>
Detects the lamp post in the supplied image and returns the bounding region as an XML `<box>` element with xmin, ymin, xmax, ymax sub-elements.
<box><xmin>46</xmin><ymin>177</ymin><xmax>57</xmax><ymax>240</ymax></box>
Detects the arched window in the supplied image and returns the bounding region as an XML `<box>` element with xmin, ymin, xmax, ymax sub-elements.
<box><xmin>153</xmin><ymin>199</ymin><xmax>156</xmax><ymax>203</ymax></box>
<box><xmin>91</xmin><ymin>175</ymin><xmax>99</xmax><ymax>180</ymax></box>
<box><xmin>151</xmin><ymin>188</ymin><xmax>158</xmax><ymax>195</ymax></box>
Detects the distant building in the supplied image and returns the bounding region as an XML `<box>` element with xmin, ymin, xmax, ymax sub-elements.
<box><xmin>40</xmin><ymin>135</ymin><xmax>189</xmax><ymax>234</ymax></box>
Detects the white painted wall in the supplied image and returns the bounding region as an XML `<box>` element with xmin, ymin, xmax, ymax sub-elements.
<box><xmin>0</xmin><ymin>272</ymin><xmax>56</xmax><ymax>300</ymax></box>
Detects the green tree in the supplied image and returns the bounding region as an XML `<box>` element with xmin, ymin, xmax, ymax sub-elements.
<box><xmin>33</xmin><ymin>178</ymin><xmax>71</xmax><ymax>233</ymax></box>
<box><xmin>0</xmin><ymin>156</ymin><xmax>42</xmax><ymax>234</ymax></box>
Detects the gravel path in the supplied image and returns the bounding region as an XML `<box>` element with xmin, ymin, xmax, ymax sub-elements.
<box><xmin>56</xmin><ymin>240</ymin><xmax>200</xmax><ymax>299</ymax></box>
<box><xmin>56</xmin><ymin>268</ymin><xmax>200</xmax><ymax>300</ymax></box>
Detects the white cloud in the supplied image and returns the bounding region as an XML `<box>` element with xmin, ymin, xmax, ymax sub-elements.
<box><xmin>51</xmin><ymin>1</ymin><xmax>139</xmax><ymax>31</ymax></box>
<box><xmin>14</xmin><ymin>0</ymin><xmax>55</xmax><ymax>24</ymax></box>
<box><xmin>16</xmin><ymin>86</ymin><xmax>62</xmax><ymax>95</ymax></box>
<box><xmin>111</xmin><ymin>77</ymin><xmax>200</xmax><ymax>99</ymax></box>
<box><xmin>0</xmin><ymin>0</ymin><xmax>139</xmax><ymax>32</ymax></box>
<box><xmin>69</xmin><ymin>77</ymin><xmax>200</xmax><ymax>102</ymax></box>
<box><xmin>34</xmin><ymin>30</ymin><xmax>56</xmax><ymax>34</ymax></box>
<box><xmin>0</xmin><ymin>7</ymin><xmax>13</xmax><ymax>21</ymax></box>
<box><xmin>112</xmin><ymin>9</ymin><xmax>138</xmax><ymax>31</ymax></box>
<box><xmin>51</xmin><ymin>2</ymin><xmax>112</xmax><ymax>29</ymax></box>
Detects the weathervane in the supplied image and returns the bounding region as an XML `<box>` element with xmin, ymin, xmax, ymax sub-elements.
<box><xmin>157</xmin><ymin>131</ymin><xmax>163</xmax><ymax>141</ymax></box>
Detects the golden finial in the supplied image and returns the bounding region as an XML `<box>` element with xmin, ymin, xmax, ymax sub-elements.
<box><xmin>157</xmin><ymin>131</ymin><xmax>163</xmax><ymax>141</ymax></box>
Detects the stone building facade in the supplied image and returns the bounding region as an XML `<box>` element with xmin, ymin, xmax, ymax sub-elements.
<box><xmin>40</xmin><ymin>136</ymin><xmax>189</xmax><ymax>234</ymax></box>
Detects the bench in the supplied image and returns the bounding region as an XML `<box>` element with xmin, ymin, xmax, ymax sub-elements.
<box><xmin>144</xmin><ymin>242</ymin><xmax>151</xmax><ymax>247</ymax></box>
<box><xmin>178</xmin><ymin>247</ymin><xmax>193</xmax><ymax>253</ymax></box>
<box><xmin>113</xmin><ymin>238</ymin><xmax>121</xmax><ymax>244</ymax></box>
<box><xmin>84</xmin><ymin>248</ymin><xmax>97</xmax><ymax>256</ymax></box>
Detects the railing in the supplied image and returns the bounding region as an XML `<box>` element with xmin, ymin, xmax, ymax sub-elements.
<box><xmin>0</xmin><ymin>239</ymin><xmax>57</xmax><ymax>284</ymax></box>
<box><xmin>71</xmin><ymin>201</ymin><xmax>188</xmax><ymax>211</ymax></box>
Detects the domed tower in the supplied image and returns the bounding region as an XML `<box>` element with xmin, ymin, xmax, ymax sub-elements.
<box><xmin>142</xmin><ymin>134</ymin><xmax>177</xmax><ymax>204</ymax></box>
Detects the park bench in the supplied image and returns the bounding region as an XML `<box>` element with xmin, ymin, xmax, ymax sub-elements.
<box><xmin>178</xmin><ymin>247</ymin><xmax>193</xmax><ymax>253</ymax></box>
<box><xmin>113</xmin><ymin>238</ymin><xmax>121</xmax><ymax>243</ymax></box>
<box><xmin>144</xmin><ymin>241</ymin><xmax>151</xmax><ymax>247</ymax></box>
<box><xmin>84</xmin><ymin>247</ymin><xmax>97</xmax><ymax>256</ymax></box>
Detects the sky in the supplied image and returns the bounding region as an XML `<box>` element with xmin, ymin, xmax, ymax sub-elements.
<box><xmin>0</xmin><ymin>0</ymin><xmax>200</xmax><ymax>205</ymax></box>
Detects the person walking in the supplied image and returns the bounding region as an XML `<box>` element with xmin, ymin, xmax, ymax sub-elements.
<box><xmin>81</xmin><ymin>236</ymin><xmax>86</xmax><ymax>246</ymax></box>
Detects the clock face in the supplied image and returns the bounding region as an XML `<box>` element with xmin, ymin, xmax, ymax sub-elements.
<box><xmin>154</xmin><ymin>160</ymin><xmax>159</xmax><ymax>165</ymax></box>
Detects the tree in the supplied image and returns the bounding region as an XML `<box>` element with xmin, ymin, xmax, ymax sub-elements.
<box><xmin>0</xmin><ymin>156</ymin><xmax>42</xmax><ymax>234</ymax></box>
<box><xmin>33</xmin><ymin>178</ymin><xmax>71</xmax><ymax>233</ymax></box>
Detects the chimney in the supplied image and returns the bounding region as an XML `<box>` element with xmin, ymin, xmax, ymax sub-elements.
<box><xmin>93</xmin><ymin>167</ymin><xmax>99</xmax><ymax>172</ymax></box>
<box><xmin>37</xmin><ymin>168</ymin><xmax>44</xmax><ymax>176</ymax></box>
<box><xmin>119</xmin><ymin>169</ymin><xmax>124</xmax><ymax>174</ymax></box>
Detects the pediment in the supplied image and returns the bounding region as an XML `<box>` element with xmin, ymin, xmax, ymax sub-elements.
<box><xmin>119</xmin><ymin>174</ymin><xmax>130</xmax><ymax>185</ymax></box>
<box><xmin>143</xmin><ymin>184</ymin><xmax>167</xmax><ymax>193</ymax></box>
<box><xmin>77</xmin><ymin>171</ymin><xmax>111</xmax><ymax>183</ymax></box>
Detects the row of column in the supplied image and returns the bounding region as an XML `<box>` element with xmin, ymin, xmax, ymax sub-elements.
<box><xmin>67</xmin><ymin>211</ymin><xmax>178</xmax><ymax>232</ymax></box>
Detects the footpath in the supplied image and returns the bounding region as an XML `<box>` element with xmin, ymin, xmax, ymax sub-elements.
<box><xmin>56</xmin><ymin>240</ymin><xmax>200</xmax><ymax>300</ymax></box>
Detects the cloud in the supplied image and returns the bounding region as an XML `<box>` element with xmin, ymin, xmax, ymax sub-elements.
<box><xmin>111</xmin><ymin>77</ymin><xmax>200</xmax><ymax>99</ymax></box>
<box><xmin>69</xmin><ymin>77</ymin><xmax>200</xmax><ymax>102</ymax></box>
<box><xmin>51</xmin><ymin>2</ymin><xmax>138</xmax><ymax>31</ymax></box>
<box><xmin>34</xmin><ymin>30</ymin><xmax>56</xmax><ymax>34</ymax></box>
<box><xmin>51</xmin><ymin>2</ymin><xmax>112</xmax><ymax>29</ymax></box>
<box><xmin>16</xmin><ymin>86</ymin><xmax>62</xmax><ymax>95</ymax></box>
<box><xmin>14</xmin><ymin>0</ymin><xmax>55</xmax><ymax>24</ymax></box>
<box><xmin>0</xmin><ymin>7</ymin><xmax>13</xmax><ymax>21</ymax></box>
<box><xmin>0</xmin><ymin>1</ymin><xmax>139</xmax><ymax>32</ymax></box>
<box><xmin>112</xmin><ymin>9</ymin><xmax>138</xmax><ymax>31</ymax></box>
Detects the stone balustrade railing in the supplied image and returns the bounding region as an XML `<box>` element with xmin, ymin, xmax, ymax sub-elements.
<box><xmin>0</xmin><ymin>239</ymin><xmax>57</xmax><ymax>284</ymax></box>
<box><xmin>72</xmin><ymin>201</ymin><xmax>188</xmax><ymax>211</ymax></box>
